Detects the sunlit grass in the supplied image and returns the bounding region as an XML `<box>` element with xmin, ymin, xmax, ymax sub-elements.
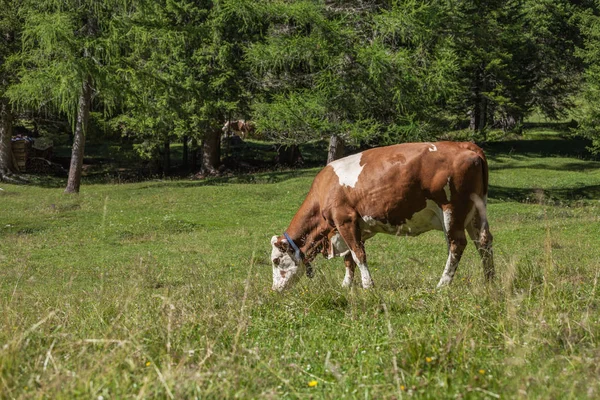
<box><xmin>1</xmin><ymin>144</ymin><xmax>599</xmax><ymax>398</ymax></box>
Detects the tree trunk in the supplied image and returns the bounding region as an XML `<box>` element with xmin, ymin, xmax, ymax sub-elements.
<box><xmin>276</xmin><ymin>145</ymin><xmax>302</xmax><ymax>166</ymax></box>
<box><xmin>0</xmin><ymin>98</ymin><xmax>16</xmax><ymax>178</ymax></box>
<box><xmin>190</xmin><ymin>137</ymin><xmax>198</xmax><ymax>170</ymax></box>
<box><xmin>499</xmin><ymin>111</ymin><xmax>522</xmax><ymax>133</ymax></box>
<box><xmin>201</xmin><ymin>128</ymin><xmax>220</xmax><ymax>175</ymax></box>
<box><xmin>470</xmin><ymin>65</ymin><xmax>488</xmax><ymax>137</ymax></box>
<box><xmin>478</xmin><ymin>97</ymin><xmax>487</xmax><ymax>134</ymax></box>
<box><xmin>470</xmin><ymin>95</ymin><xmax>487</xmax><ymax>135</ymax></box>
<box><xmin>182</xmin><ymin>135</ymin><xmax>189</xmax><ymax>170</ymax></box>
<box><xmin>162</xmin><ymin>139</ymin><xmax>170</xmax><ymax>174</ymax></box>
<box><xmin>65</xmin><ymin>77</ymin><xmax>92</xmax><ymax>194</ymax></box>
<box><xmin>469</xmin><ymin>106</ymin><xmax>477</xmax><ymax>131</ymax></box>
<box><xmin>327</xmin><ymin>134</ymin><xmax>345</xmax><ymax>164</ymax></box>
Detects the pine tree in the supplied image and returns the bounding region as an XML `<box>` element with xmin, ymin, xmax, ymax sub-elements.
<box><xmin>248</xmin><ymin>0</ymin><xmax>458</xmax><ymax>159</ymax></box>
<box><xmin>113</xmin><ymin>0</ymin><xmax>265</xmax><ymax>175</ymax></box>
<box><xmin>523</xmin><ymin>0</ymin><xmax>583</xmax><ymax>121</ymax></box>
<box><xmin>447</xmin><ymin>0</ymin><xmax>583</xmax><ymax>134</ymax></box>
<box><xmin>575</xmin><ymin>1</ymin><xmax>600</xmax><ymax>152</ymax></box>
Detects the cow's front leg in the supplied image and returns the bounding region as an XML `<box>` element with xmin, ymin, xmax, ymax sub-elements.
<box><xmin>336</xmin><ymin>219</ymin><xmax>373</xmax><ymax>289</ymax></box>
<box><xmin>342</xmin><ymin>253</ymin><xmax>356</xmax><ymax>288</ymax></box>
<box><xmin>353</xmin><ymin>254</ymin><xmax>373</xmax><ymax>289</ymax></box>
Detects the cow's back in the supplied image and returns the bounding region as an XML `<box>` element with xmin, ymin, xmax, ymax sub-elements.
<box><xmin>316</xmin><ymin>142</ymin><xmax>487</xmax><ymax>228</ymax></box>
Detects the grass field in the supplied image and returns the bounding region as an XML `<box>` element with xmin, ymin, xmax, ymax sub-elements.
<box><xmin>1</xmin><ymin>136</ymin><xmax>600</xmax><ymax>398</ymax></box>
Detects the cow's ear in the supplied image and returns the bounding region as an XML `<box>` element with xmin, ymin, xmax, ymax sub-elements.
<box><xmin>271</xmin><ymin>235</ymin><xmax>278</xmax><ymax>245</ymax></box>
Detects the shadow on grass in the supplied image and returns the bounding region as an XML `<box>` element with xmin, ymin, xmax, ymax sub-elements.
<box><xmin>483</xmin><ymin>137</ymin><xmax>595</xmax><ymax>159</ymax></box>
<box><xmin>198</xmin><ymin>168</ymin><xmax>320</xmax><ymax>186</ymax></box>
<box><xmin>134</xmin><ymin>168</ymin><xmax>320</xmax><ymax>190</ymax></box>
<box><xmin>2</xmin><ymin>174</ymin><xmax>67</xmax><ymax>189</ymax></box>
<box><xmin>489</xmin><ymin>184</ymin><xmax>600</xmax><ymax>203</ymax></box>
<box><xmin>489</xmin><ymin>161</ymin><xmax>600</xmax><ymax>172</ymax></box>
<box><xmin>522</xmin><ymin>121</ymin><xmax>576</xmax><ymax>132</ymax></box>
<box><xmin>14</xmin><ymin>133</ymin><xmax>598</xmax><ymax>192</ymax></box>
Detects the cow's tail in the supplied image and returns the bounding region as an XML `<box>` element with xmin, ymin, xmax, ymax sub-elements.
<box><xmin>462</xmin><ymin>142</ymin><xmax>490</xmax><ymax>233</ymax></box>
<box><xmin>461</xmin><ymin>143</ymin><xmax>494</xmax><ymax>281</ymax></box>
<box><xmin>460</xmin><ymin>142</ymin><xmax>488</xmax><ymax>200</ymax></box>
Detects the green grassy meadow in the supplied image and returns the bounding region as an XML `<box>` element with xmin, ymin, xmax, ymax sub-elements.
<box><xmin>1</xmin><ymin>137</ymin><xmax>600</xmax><ymax>398</ymax></box>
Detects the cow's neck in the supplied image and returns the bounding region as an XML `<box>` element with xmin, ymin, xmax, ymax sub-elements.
<box><xmin>286</xmin><ymin>194</ymin><xmax>329</xmax><ymax>262</ymax></box>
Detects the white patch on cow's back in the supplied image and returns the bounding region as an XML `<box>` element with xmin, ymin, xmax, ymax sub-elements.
<box><xmin>444</xmin><ymin>177</ymin><xmax>451</xmax><ymax>201</ymax></box>
<box><xmin>330</xmin><ymin>152</ymin><xmax>364</xmax><ymax>188</ymax></box>
<box><xmin>428</xmin><ymin>143</ymin><xmax>437</xmax><ymax>152</ymax></box>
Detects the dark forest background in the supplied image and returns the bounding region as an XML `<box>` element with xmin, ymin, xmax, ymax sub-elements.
<box><xmin>1</xmin><ymin>0</ymin><xmax>600</xmax><ymax>192</ymax></box>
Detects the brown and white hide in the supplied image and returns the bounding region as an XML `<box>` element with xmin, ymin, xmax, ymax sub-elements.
<box><xmin>270</xmin><ymin>141</ymin><xmax>494</xmax><ymax>291</ymax></box>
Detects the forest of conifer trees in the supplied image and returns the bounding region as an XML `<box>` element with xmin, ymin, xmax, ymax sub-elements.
<box><xmin>1</xmin><ymin>0</ymin><xmax>599</xmax><ymax>191</ymax></box>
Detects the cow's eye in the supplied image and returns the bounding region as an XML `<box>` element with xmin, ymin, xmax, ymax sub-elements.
<box><xmin>273</xmin><ymin>258</ymin><xmax>280</xmax><ymax>266</ymax></box>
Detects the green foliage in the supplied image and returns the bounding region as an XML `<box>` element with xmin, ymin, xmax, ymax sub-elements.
<box><xmin>574</xmin><ymin>2</ymin><xmax>600</xmax><ymax>152</ymax></box>
<box><xmin>2</xmin><ymin>0</ymin><xmax>600</xmax><ymax>161</ymax></box>
<box><xmin>521</xmin><ymin>0</ymin><xmax>582</xmax><ymax>118</ymax></box>
<box><xmin>111</xmin><ymin>0</ymin><xmax>266</xmax><ymax>160</ymax></box>
<box><xmin>248</xmin><ymin>0</ymin><xmax>459</xmax><ymax>145</ymax></box>
<box><xmin>7</xmin><ymin>0</ymin><xmax>136</xmax><ymax>125</ymax></box>
<box><xmin>0</xmin><ymin>0</ymin><xmax>22</xmax><ymax>94</ymax></box>
<box><xmin>447</xmin><ymin>0</ymin><xmax>583</xmax><ymax>132</ymax></box>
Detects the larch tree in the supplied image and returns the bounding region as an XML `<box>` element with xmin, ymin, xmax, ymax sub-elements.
<box><xmin>8</xmin><ymin>0</ymin><xmax>137</xmax><ymax>192</ymax></box>
<box><xmin>0</xmin><ymin>0</ymin><xmax>23</xmax><ymax>180</ymax></box>
<box><xmin>248</xmin><ymin>1</ymin><xmax>367</xmax><ymax>163</ymax></box>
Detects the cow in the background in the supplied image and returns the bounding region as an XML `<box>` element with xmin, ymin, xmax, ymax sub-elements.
<box><xmin>270</xmin><ymin>141</ymin><xmax>494</xmax><ymax>291</ymax></box>
<box><xmin>222</xmin><ymin>120</ymin><xmax>254</xmax><ymax>139</ymax></box>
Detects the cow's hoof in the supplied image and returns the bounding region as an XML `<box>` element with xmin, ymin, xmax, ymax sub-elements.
<box><xmin>342</xmin><ymin>279</ymin><xmax>353</xmax><ymax>288</ymax></box>
<box><xmin>362</xmin><ymin>280</ymin><xmax>374</xmax><ymax>289</ymax></box>
<box><xmin>436</xmin><ymin>276</ymin><xmax>452</xmax><ymax>288</ymax></box>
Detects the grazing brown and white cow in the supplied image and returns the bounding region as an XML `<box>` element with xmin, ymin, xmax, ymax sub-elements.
<box><xmin>222</xmin><ymin>120</ymin><xmax>254</xmax><ymax>139</ymax></box>
<box><xmin>270</xmin><ymin>141</ymin><xmax>494</xmax><ymax>291</ymax></box>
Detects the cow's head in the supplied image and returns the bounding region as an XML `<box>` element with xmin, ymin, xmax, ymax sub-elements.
<box><xmin>270</xmin><ymin>235</ymin><xmax>304</xmax><ymax>291</ymax></box>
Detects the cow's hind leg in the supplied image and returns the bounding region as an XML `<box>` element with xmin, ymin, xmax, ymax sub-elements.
<box><xmin>438</xmin><ymin>206</ymin><xmax>468</xmax><ymax>288</ymax></box>
<box><xmin>342</xmin><ymin>253</ymin><xmax>356</xmax><ymax>288</ymax></box>
<box><xmin>336</xmin><ymin>218</ymin><xmax>373</xmax><ymax>289</ymax></box>
<box><xmin>466</xmin><ymin>210</ymin><xmax>494</xmax><ymax>282</ymax></box>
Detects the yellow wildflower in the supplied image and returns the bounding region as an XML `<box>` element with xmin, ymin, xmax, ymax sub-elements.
<box><xmin>478</xmin><ymin>369</ymin><xmax>485</xmax><ymax>375</ymax></box>
<box><xmin>425</xmin><ymin>357</ymin><xmax>432</xmax><ymax>363</ymax></box>
<box><xmin>308</xmin><ymin>380</ymin><xmax>318</xmax><ymax>387</ymax></box>
<box><xmin>145</xmin><ymin>361</ymin><xmax>151</xmax><ymax>367</ymax></box>
<box><xmin>400</xmin><ymin>385</ymin><xmax>406</xmax><ymax>391</ymax></box>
